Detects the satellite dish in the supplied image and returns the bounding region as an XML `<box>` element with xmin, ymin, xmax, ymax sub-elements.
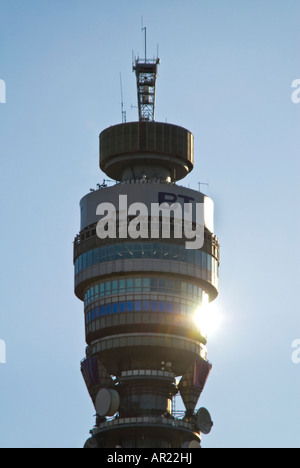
<box><xmin>84</xmin><ymin>437</ymin><xmax>98</xmax><ymax>449</ymax></box>
<box><xmin>95</xmin><ymin>388</ymin><xmax>120</xmax><ymax>417</ymax></box>
<box><xmin>196</xmin><ymin>407</ymin><xmax>213</xmax><ymax>435</ymax></box>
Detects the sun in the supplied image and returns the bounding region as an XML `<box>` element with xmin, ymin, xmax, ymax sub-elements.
<box><xmin>194</xmin><ymin>300</ymin><xmax>222</xmax><ymax>338</ymax></box>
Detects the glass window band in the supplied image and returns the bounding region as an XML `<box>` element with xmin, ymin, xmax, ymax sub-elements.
<box><xmin>75</xmin><ymin>242</ymin><xmax>219</xmax><ymax>276</ymax></box>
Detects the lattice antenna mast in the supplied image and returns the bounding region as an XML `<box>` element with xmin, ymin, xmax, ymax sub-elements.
<box><xmin>133</xmin><ymin>27</ymin><xmax>160</xmax><ymax>122</ymax></box>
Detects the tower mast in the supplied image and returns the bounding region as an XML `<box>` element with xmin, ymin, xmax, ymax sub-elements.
<box><xmin>74</xmin><ymin>37</ymin><xmax>220</xmax><ymax>450</ymax></box>
<box><xmin>133</xmin><ymin>27</ymin><xmax>160</xmax><ymax>122</ymax></box>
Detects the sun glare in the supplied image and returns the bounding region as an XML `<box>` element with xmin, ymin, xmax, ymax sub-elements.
<box><xmin>194</xmin><ymin>301</ymin><xmax>222</xmax><ymax>338</ymax></box>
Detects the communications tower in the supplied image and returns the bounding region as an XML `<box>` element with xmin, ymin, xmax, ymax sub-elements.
<box><xmin>74</xmin><ymin>45</ymin><xmax>220</xmax><ymax>449</ymax></box>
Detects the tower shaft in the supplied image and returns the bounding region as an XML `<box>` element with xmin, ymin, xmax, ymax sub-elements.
<box><xmin>74</xmin><ymin>47</ymin><xmax>219</xmax><ymax>450</ymax></box>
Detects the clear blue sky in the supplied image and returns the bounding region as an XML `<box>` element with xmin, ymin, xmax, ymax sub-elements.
<box><xmin>0</xmin><ymin>0</ymin><xmax>299</xmax><ymax>448</ymax></box>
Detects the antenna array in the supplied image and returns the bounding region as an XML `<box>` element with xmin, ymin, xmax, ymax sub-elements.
<box><xmin>133</xmin><ymin>26</ymin><xmax>160</xmax><ymax>121</ymax></box>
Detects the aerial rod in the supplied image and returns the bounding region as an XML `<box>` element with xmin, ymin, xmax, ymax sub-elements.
<box><xmin>119</xmin><ymin>73</ymin><xmax>126</xmax><ymax>123</ymax></box>
<box><xmin>141</xmin><ymin>16</ymin><xmax>147</xmax><ymax>60</ymax></box>
<box><xmin>142</xmin><ymin>26</ymin><xmax>147</xmax><ymax>61</ymax></box>
<box><xmin>198</xmin><ymin>181</ymin><xmax>209</xmax><ymax>192</ymax></box>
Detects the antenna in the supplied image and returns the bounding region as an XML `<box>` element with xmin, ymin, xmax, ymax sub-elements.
<box><xmin>198</xmin><ymin>181</ymin><xmax>209</xmax><ymax>192</ymax></box>
<box><xmin>133</xmin><ymin>24</ymin><xmax>160</xmax><ymax>121</ymax></box>
<box><xmin>195</xmin><ymin>408</ymin><xmax>213</xmax><ymax>435</ymax></box>
<box><xmin>142</xmin><ymin>29</ymin><xmax>147</xmax><ymax>61</ymax></box>
<box><xmin>141</xmin><ymin>16</ymin><xmax>147</xmax><ymax>60</ymax></box>
<box><xmin>119</xmin><ymin>73</ymin><xmax>126</xmax><ymax>123</ymax></box>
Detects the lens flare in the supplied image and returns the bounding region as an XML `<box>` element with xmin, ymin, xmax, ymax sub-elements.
<box><xmin>194</xmin><ymin>301</ymin><xmax>222</xmax><ymax>338</ymax></box>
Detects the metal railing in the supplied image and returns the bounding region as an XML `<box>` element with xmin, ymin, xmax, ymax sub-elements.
<box><xmin>90</xmin><ymin>414</ymin><xmax>195</xmax><ymax>436</ymax></box>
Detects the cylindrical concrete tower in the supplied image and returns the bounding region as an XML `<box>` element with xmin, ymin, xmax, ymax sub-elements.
<box><xmin>74</xmin><ymin>52</ymin><xmax>220</xmax><ymax>449</ymax></box>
